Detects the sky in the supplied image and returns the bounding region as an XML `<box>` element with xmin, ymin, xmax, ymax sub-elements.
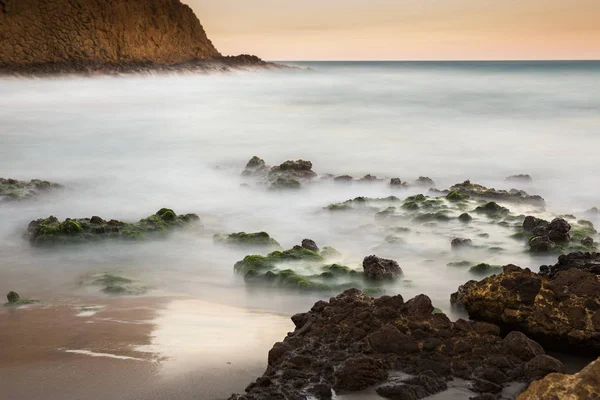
<box><xmin>184</xmin><ymin>0</ymin><xmax>600</xmax><ymax>61</ymax></box>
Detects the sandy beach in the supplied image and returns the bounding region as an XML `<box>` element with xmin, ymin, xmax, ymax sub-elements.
<box><xmin>0</xmin><ymin>296</ymin><xmax>292</xmax><ymax>400</ymax></box>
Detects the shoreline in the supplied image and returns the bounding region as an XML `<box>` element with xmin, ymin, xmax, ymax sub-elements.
<box><xmin>0</xmin><ymin>294</ymin><xmax>292</xmax><ymax>400</ymax></box>
<box><xmin>0</xmin><ymin>55</ymin><xmax>289</xmax><ymax>78</ymax></box>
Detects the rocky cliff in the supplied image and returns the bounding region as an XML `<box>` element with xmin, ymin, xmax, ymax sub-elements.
<box><xmin>0</xmin><ymin>0</ymin><xmax>223</xmax><ymax>69</ymax></box>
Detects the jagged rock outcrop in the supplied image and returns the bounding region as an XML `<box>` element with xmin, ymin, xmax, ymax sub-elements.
<box><xmin>452</xmin><ymin>263</ymin><xmax>600</xmax><ymax>353</ymax></box>
<box><xmin>0</xmin><ymin>0</ymin><xmax>234</xmax><ymax>72</ymax></box>
<box><xmin>518</xmin><ymin>357</ymin><xmax>600</xmax><ymax>400</ymax></box>
<box><xmin>229</xmin><ymin>289</ymin><xmax>563</xmax><ymax>400</ymax></box>
<box><xmin>0</xmin><ymin>177</ymin><xmax>62</xmax><ymax>202</ymax></box>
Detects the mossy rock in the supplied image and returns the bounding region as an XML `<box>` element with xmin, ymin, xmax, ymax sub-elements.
<box><xmin>86</xmin><ymin>273</ymin><xmax>150</xmax><ymax>296</ymax></box>
<box><xmin>27</xmin><ymin>209</ymin><xmax>201</xmax><ymax>247</ymax></box>
<box><xmin>214</xmin><ymin>231</ymin><xmax>280</xmax><ymax>248</ymax></box>
<box><xmin>0</xmin><ymin>178</ymin><xmax>63</xmax><ymax>202</ymax></box>
<box><xmin>446</xmin><ymin>190</ymin><xmax>469</xmax><ymax>202</ymax></box>
<box><xmin>474</xmin><ymin>202</ymin><xmax>510</xmax><ymax>218</ymax></box>
<box><xmin>320</xmin><ymin>246</ymin><xmax>342</xmax><ymax>260</ymax></box>
<box><xmin>469</xmin><ymin>263</ymin><xmax>503</xmax><ymax>275</ymax></box>
<box><xmin>458</xmin><ymin>213</ymin><xmax>473</xmax><ymax>223</ymax></box>
<box><xmin>405</xmin><ymin>194</ymin><xmax>427</xmax><ymax>203</ymax></box>
<box><xmin>234</xmin><ymin>247</ymin><xmax>324</xmax><ymax>278</ymax></box>
<box><xmin>5</xmin><ymin>291</ymin><xmax>40</xmax><ymax>307</ymax></box>
<box><xmin>402</xmin><ymin>201</ymin><xmax>419</xmax><ymax>211</ymax></box>
<box><xmin>570</xmin><ymin>225</ymin><xmax>597</xmax><ymax>242</ymax></box>
<box><xmin>447</xmin><ymin>260</ymin><xmax>473</xmax><ymax>268</ymax></box>
<box><xmin>414</xmin><ymin>212</ymin><xmax>451</xmax><ymax>223</ymax></box>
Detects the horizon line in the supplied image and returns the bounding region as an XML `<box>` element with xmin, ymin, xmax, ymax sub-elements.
<box><xmin>271</xmin><ymin>59</ymin><xmax>600</xmax><ymax>63</ymax></box>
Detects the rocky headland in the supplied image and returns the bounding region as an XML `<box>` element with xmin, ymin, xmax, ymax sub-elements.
<box><xmin>0</xmin><ymin>0</ymin><xmax>277</xmax><ymax>75</ymax></box>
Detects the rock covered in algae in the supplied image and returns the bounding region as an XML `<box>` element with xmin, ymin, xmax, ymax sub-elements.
<box><xmin>27</xmin><ymin>208</ymin><xmax>200</xmax><ymax>246</ymax></box>
<box><xmin>214</xmin><ymin>231</ymin><xmax>280</xmax><ymax>248</ymax></box>
<box><xmin>431</xmin><ymin>180</ymin><xmax>545</xmax><ymax>208</ymax></box>
<box><xmin>362</xmin><ymin>255</ymin><xmax>402</xmax><ymax>280</ymax></box>
<box><xmin>229</xmin><ymin>289</ymin><xmax>561</xmax><ymax>400</ymax></box>
<box><xmin>0</xmin><ymin>178</ymin><xmax>63</xmax><ymax>202</ymax></box>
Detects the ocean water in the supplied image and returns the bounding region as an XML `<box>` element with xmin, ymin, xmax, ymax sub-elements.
<box><xmin>0</xmin><ymin>61</ymin><xmax>599</xmax><ymax>318</ymax></box>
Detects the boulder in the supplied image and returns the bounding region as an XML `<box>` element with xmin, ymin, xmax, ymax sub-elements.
<box><xmin>518</xmin><ymin>357</ymin><xmax>600</xmax><ymax>400</ymax></box>
<box><xmin>229</xmin><ymin>289</ymin><xmax>557</xmax><ymax>399</ymax></box>
<box><xmin>362</xmin><ymin>255</ymin><xmax>402</xmax><ymax>280</ymax></box>
<box><xmin>6</xmin><ymin>291</ymin><xmax>20</xmax><ymax>304</ymax></box>
<box><xmin>540</xmin><ymin>251</ymin><xmax>600</xmax><ymax>278</ymax></box>
<box><xmin>430</xmin><ymin>180</ymin><xmax>545</xmax><ymax>208</ymax></box>
<box><xmin>451</xmin><ymin>238</ymin><xmax>472</xmax><ymax>249</ymax></box>
<box><xmin>452</xmin><ymin>261</ymin><xmax>600</xmax><ymax>352</ymax></box>
<box><xmin>301</xmin><ymin>239</ymin><xmax>319</xmax><ymax>253</ymax></box>
<box><xmin>414</xmin><ymin>176</ymin><xmax>435</xmax><ymax>188</ymax></box>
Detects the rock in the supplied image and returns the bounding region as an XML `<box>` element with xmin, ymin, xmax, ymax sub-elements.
<box><xmin>301</xmin><ymin>239</ymin><xmax>319</xmax><ymax>253</ymax></box>
<box><xmin>447</xmin><ymin>190</ymin><xmax>469</xmax><ymax>202</ymax></box>
<box><xmin>334</xmin><ymin>175</ymin><xmax>353</xmax><ymax>182</ymax></box>
<box><xmin>518</xmin><ymin>357</ymin><xmax>600</xmax><ymax>400</ymax></box>
<box><xmin>506</xmin><ymin>175</ymin><xmax>533</xmax><ymax>184</ymax></box>
<box><xmin>359</xmin><ymin>174</ymin><xmax>379</xmax><ymax>182</ymax></box>
<box><xmin>390</xmin><ymin>178</ymin><xmax>405</xmax><ymax>187</ymax></box>
<box><xmin>452</xmin><ymin>238</ymin><xmax>472</xmax><ymax>249</ymax></box>
<box><xmin>459</xmin><ymin>213</ymin><xmax>473</xmax><ymax>223</ymax></box>
<box><xmin>334</xmin><ymin>355</ymin><xmax>388</xmax><ymax>391</ymax></box>
<box><xmin>524</xmin><ymin>355</ymin><xmax>565</xmax><ymax>380</ymax></box>
<box><xmin>415</xmin><ymin>176</ymin><xmax>435</xmax><ymax>188</ymax></box>
<box><xmin>7</xmin><ymin>291</ymin><xmax>19</xmax><ymax>304</ymax></box>
<box><xmin>269</xmin><ymin>160</ymin><xmax>317</xmax><ymax>181</ymax></box>
<box><xmin>503</xmin><ymin>332</ymin><xmax>544</xmax><ymax>362</ymax></box>
<box><xmin>582</xmin><ymin>237</ymin><xmax>595</xmax><ymax>247</ymax></box>
<box><xmin>362</xmin><ymin>255</ymin><xmax>402</xmax><ymax>280</ymax></box>
<box><xmin>0</xmin><ymin>0</ymin><xmax>234</xmax><ymax>74</ymax></box>
<box><xmin>269</xmin><ymin>177</ymin><xmax>301</xmax><ymax>190</ymax></box>
<box><xmin>376</xmin><ymin>374</ymin><xmax>448</xmax><ymax>400</ymax></box>
<box><xmin>452</xmin><ymin>262</ymin><xmax>600</xmax><ymax>352</ymax></box>
<box><xmin>214</xmin><ymin>232</ymin><xmax>280</xmax><ymax>248</ymax></box>
<box><xmin>539</xmin><ymin>251</ymin><xmax>600</xmax><ymax>278</ymax></box>
<box><xmin>242</xmin><ymin>156</ymin><xmax>268</xmax><ymax>177</ymax></box>
<box><xmin>469</xmin><ymin>263</ymin><xmax>503</xmax><ymax>276</ymax></box>
<box><xmin>547</xmin><ymin>218</ymin><xmax>571</xmax><ymax>242</ymax></box>
<box><xmin>229</xmin><ymin>289</ymin><xmax>551</xmax><ymax>399</ymax></box>
<box><xmin>528</xmin><ymin>236</ymin><xmax>555</xmax><ymax>252</ymax></box>
<box><xmin>474</xmin><ymin>202</ymin><xmax>510</xmax><ymax>218</ymax></box>
<box><xmin>523</xmin><ymin>216</ymin><xmax>548</xmax><ymax>232</ymax></box>
<box><xmin>0</xmin><ymin>178</ymin><xmax>62</xmax><ymax>202</ymax></box>
<box><xmin>27</xmin><ymin>208</ymin><xmax>201</xmax><ymax>246</ymax></box>
<box><xmin>431</xmin><ymin>180</ymin><xmax>545</xmax><ymax>208</ymax></box>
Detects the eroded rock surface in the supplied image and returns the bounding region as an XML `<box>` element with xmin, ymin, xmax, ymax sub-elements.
<box><xmin>518</xmin><ymin>357</ymin><xmax>600</xmax><ymax>400</ymax></box>
<box><xmin>452</xmin><ymin>262</ymin><xmax>600</xmax><ymax>352</ymax></box>
<box><xmin>0</xmin><ymin>0</ymin><xmax>219</xmax><ymax>69</ymax></box>
<box><xmin>229</xmin><ymin>289</ymin><xmax>561</xmax><ymax>400</ymax></box>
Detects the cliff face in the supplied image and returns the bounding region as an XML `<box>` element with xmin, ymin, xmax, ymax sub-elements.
<box><xmin>0</xmin><ymin>0</ymin><xmax>221</xmax><ymax>66</ymax></box>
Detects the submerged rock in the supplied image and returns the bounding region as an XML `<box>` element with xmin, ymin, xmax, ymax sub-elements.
<box><xmin>451</xmin><ymin>238</ymin><xmax>472</xmax><ymax>249</ymax></box>
<box><xmin>474</xmin><ymin>202</ymin><xmax>510</xmax><ymax>218</ymax></box>
<box><xmin>414</xmin><ymin>176</ymin><xmax>435</xmax><ymax>188</ymax></box>
<box><xmin>229</xmin><ymin>289</ymin><xmax>560</xmax><ymax>400</ymax></box>
<box><xmin>390</xmin><ymin>178</ymin><xmax>406</xmax><ymax>188</ymax></box>
<box><xmin>506</xmin><ymin>175</ymin><xmax>533</xmax><ymax>184</ymax></box>
<box><xmin>83</xmin><ymin>273</ymin><xmax>150</xmax><ymax>295</ymax></box>
<box><xmin>458</xmin><ymin>213</ymin><xmax>473</xmax><ymax>223</ymax></box>
<box><xmin>431</xmin><ymin>180</ymin><xmax>545</xmax><ymax>208</ymax></box>
<box><xmin>334</xmin><ymin>175</ymin><xmax>354</xmax><ymax>182</ymax></box>
<box><xmin>362</xmin><ymin>255</ymin><xmax>402</xmax><ymax>280</ymax></box>
<box><xmin>518</xmin><ymin>356</ymin><xmax>600</xmax><ymax>400</ymax></box>
<box><xmin>5</xmin><ymin>291</ymin><xmax>39</xmax><ymax>306</ymax></box>
<box><xmin>452</xmin><ymin>261</ymin><xmax>600</xmax><ymax>352</ymax></box>
<box><xmin>468</xmin><ymin>263</ymin><xmax>503</xmax><ymax>276</ymax></box>
<box><xmin>214</xmin><ymin>232</ymin><xmax>280</xmax><ymax>248</ymax></box>
<box><xmin>0</xmin><ymin>178</ymin><xmax>63</xmax><ymax>202</ymax></box>
<box><xmin>269</xmin><ymin>159</ymin><xmax>317</xmax><ymax>181</ymax></box>
<box><xmin>241</xmin><ymin>156</ymin><xmax>268</xmax><ymax>177</ymax></box>
<box><xmin>27</xmin><ymin>208</ymin><xmax>201</xmax><ymax>246</ymax></box>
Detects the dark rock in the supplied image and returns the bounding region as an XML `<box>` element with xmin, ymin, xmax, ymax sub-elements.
<box><xmin>242</xmin><ymin>156</ymin><xmax>268</xmax><ymax>177</ymax></box>
<box><xmin>7</xmin><ymin>291</ymin><xmax>19</xmax><ymax>304</ymax></box>
<box><xmin>547</xmin><ymin>218</ymin><xmax>571</xmax><ymax>242</ymax></box>
<box><xmin>523</xmin><ymin>216</ymin><xmax>548</xmax><ymax>232</ymax></box>
<box><xmin>524</xmin><ymin>355</ymin><xmax>565</xmax><ymax>380</ymax></box>
<box><xmin>301</xmin><ymin>239</ymin><xmax>319</xmax><ymax>252</ymax></box>
<box><xmin>229</xmin><ymin>289</ymin><xmax>550</xmax><ymax>400</ymax></box>
<box><xmin>269</xmin><ymin>177</ymin><xmax>301</xmax><ymax>190</ymax></box>
<box><xmin>529</xmin><ymin>236</ymin><xmax>555</xmax><ymax>252</ymax></box>
<box><xmin>471</xmin><ymin>378</ymin><xmax>502</xmax><ymax>394</ymax></box>
<box><xmin>506</xmin><ymin>175</ymin><xmax>533</xmax><ymax>184</ymax></box>
<box><xmin>452</xmin><ymin>238</ymin><xmax>473</xmax><ymax>249</ymax></box>
<box><xmin>503</xmin><ymin>332</ymin><xmax>545</xmax><ymax>362</ymax></box>
<box><xmin>0</xmin><ymin>178</ymin><xmax>63</xmax><ymax>202</ymax></box>
<box><xmin>363</xmin><ymin>255</ymin><xmax>402</xmax><ymax>280</ymax></box>
<box><xmin>334</xmin><ymin>175</ymin><xmax>353</xmax><ymax>182</ymax></box>
<box><xmin>359</xmin><ymin>174</ymin><xmax>379</xmax><ymax>182</ymax></box>
<box><xmin>269</xmin><ymin>160</ymin><xmax>317</xmax><ymax>181</ymax></box>
<box><xmin>390</xmin><ymin>178</ymin><xmax>404</xmax><ymax>187</ymax></box>
<box><xmin>415</xmin><ymin>176</ymin><xmax>435</xmax><ymax>188</ymax></box>
<box><xmin>333</xmin><ymin>355</ymin><xmax>388</xmax><ymax>391</ymax></box>
<box><xmin>539</xmin><ymin>251</ymin><xmax>600</xmax><ymax>278</ymax></box>
<box><xmin>459</xmin><ymin>213</ymin><xmax>473</xmax><ymax>223</ymax></box>
<box><xmin>582</xmin><ymin>237</ymin><xmax>595</xmax><ymax>247</ymax></box>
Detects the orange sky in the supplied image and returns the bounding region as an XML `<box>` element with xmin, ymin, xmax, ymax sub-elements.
<box><xmin>183</xmin><ymin>0</ymin><xmax>600</xmax><ymax>60</ymax></box>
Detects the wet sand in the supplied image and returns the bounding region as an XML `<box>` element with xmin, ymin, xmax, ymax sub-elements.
<box><xmin>0</xmin><ymin>296</ymin><xmax>292</xmax><ymax>400</ymax></box>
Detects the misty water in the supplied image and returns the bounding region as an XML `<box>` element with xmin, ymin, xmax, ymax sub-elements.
<box><xmin>1</xmin><ymin>61</ymin><xmax>600</xmax><ymax>321</ymax></box>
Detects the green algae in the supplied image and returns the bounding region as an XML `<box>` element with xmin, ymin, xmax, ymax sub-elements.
<box><xmin>446</xmin><ymin>190</ymin><xmax>469</xmax><ymax>202</ymax></box>
<box><xmin>214</xmin><ymin>231</ymin><xmax>280</xmax><ymax>248</ymax></box>
<box><xmin>474</xmin><ymin>202</ymin><xmax>510</xmax><ymax>218</ymax></box>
